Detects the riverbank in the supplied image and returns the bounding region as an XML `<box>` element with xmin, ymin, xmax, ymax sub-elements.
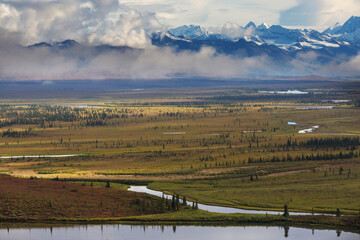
<box><xmin>1</xmin><ymin>209</ymin><xmax>359</xmax><ymax>233</ymax></box>
<box><xmin>120</xmin><ymin>209</ymin><xmax>360</xmax><ymax>231</ymax></box>
<box><xmin>146</xmin><ymin>167</ymin><xmax>360</xmax><ymax>216</ymax></box>
<box><xmin>127</xmin><ymin>185</ymin><xmax>333</xmax><ymax>215</ymax></box>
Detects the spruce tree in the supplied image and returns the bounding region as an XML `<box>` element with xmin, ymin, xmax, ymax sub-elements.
<box><xmin>283</xmin><ymin>204</ymin><xmax>289</xmax><ymax>217</ymax></box>
<box><xmin>171</xmin><ymin>195</ymin><xmax>176</xmax><ymax>210</ymax></box>
<box><xmin>183</xmin><ymin>196</ymin><xmax>187</xmax><ymax>206</ymax></box>
<box><xmin>336</xmin><ymin>208</ymin><xmax>341</xmax><ymax>217</ymax></box>
<box><xmin>175</xmin><ymin>194</ymin><xmax>180</xmax><ymax>210</ymax></box>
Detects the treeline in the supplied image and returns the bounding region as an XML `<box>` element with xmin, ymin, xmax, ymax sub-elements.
<box><xmin>1</xmin><ymin>128</ymin><xmax>34</xmax><ymax>137</ymax></box>
<box><xmin>131</xmin><ymin>193</ymin><xmax>196</xmax><ymax>213</ymax></box>
<box><xmin>282</xmin><ymin>137</ymin><xmax>360</xmax><ymax>150</ymax></box>
<box><xmin>130</xmin><ymin>196</ymin><xmax>169</xmax><ymax>214</ymax></box>
<box><xmin>85</xmin><ymin>120</ymin><xmax>107</xmax><ymax>126</ymax></box>
<box><xmin>0</xmin><ymin>119</ymin><xmax>40</xmax><ymax>128</ymax></box>
<box><xmin>354</xmin><ymin>100</ymin><xmax>360</xmax><ymax>108</ymax></box>
<box><xmin>0</xmin><ymin>105</ymin><xmax>199</xmax><ymax>129</ymax></box>
<box><xmin>300</xmin><ymin>137</ymin><xmax>360</xmax><ymax>149</ymax></box>
<box><xmin>248</xmin><ymin>151</ymin><xmax>359</xmax><ymax>164</ymax></box>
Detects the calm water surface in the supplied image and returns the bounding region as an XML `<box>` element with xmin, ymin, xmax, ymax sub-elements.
<box><xmin>0</xmin><ymin>225</ymin><xmax>357</xmax><ymax>240</ymax></box>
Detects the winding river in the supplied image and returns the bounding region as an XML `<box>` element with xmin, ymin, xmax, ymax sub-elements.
<box><xmin>128</xmin><ymin>186</ymin><xmax>329</xmax><ymax>216</ymax></box>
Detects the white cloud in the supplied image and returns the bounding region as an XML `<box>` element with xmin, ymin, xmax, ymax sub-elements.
<box><xmin>87</xmin><ymin>10</ymin><xmax>165</xmax><ymax>47</ymax></box>
<box><xmin>2</xmin><ymin>33</ymin><xmax>359</xmax><ymax>81</ymax></box>
<box><xmin>0</xmin><ymin>34</ymin><xmax>289</xmax><ymax>80</ymax></box>
<box><xmin>119</xmin><ymin>0</ymin><xmax>298</xmax><ymax>27</ymax></box>
<box><xmin>0</xmin><ymin>3</ymin><xmax>20</xmax><ymax>32</ymax></box>
<box><xmin>280</xmin><ymin>0</ymin><xmax>360</xmax><ymax>29</ymax></box>
<box><xmin>317</xmin><ymin>0</ymin><xmax>360</xmax><ymax>28</ymax></box>
<box><xmin>0</xmin><ymin>0</ymin><xmax>164</xmax><ymax>47</ymax></box>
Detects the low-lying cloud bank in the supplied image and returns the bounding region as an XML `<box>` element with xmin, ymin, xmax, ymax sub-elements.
<box><xmin>0</xmin><ymin>41</ymin><xmax>270</xmax><ymax>80</ymax></box>
<box><xmin>1</xmin><ymin>39</ymin><xmax>360</xmax><ymax>80</ymax></box>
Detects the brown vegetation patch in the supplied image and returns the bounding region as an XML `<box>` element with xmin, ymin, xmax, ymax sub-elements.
<box><xmin>0</xmin><ymin>175</ymin><xmax>166</xmax><ymax>220</ymax></box>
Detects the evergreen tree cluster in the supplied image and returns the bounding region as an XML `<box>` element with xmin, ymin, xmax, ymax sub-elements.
<box><xmin>1</xmin><ymin>128</ymin><xmax>34</xmax><ymax>137</ymax></box>
<box><xmin>301</xmin><ymin>137</ymin><xmax>360</xmax><ymax>149</ymax></box>
<box><xmin>281</xmin><ymin>137</ymin><xmax>360</xmax><ymax>149</ymax></box>
<box><xmin>248</xmin><ymin>151</ymin><xmax>358</xmax><ymax>164</ymax></box>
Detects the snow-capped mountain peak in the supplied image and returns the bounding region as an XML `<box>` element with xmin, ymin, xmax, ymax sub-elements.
<box><xmin>321</xmin><ymin>16</ymin><xmax>360</xmax><ymax>43</ymax></box>
<box><xmin>340</xmin><ymin>16</ymin><xmax>360</xmax><ymax>34</ymax></box>
<box><xmin>323</xmin><ymin>16</ymin><xmax>360</xmax><ymax>35</ymax></box>
<box><xmin>257</xmin><ymin>23</ymin><xmax>269</xmax><ymax>30</ymax></box>
<box><xmin>168</xmin><ymin>25</ymin><xmax>209</xmax><ymax>40</ymax></box>
<box><xmin>323</xmin><ymin>22</ymin><xmax>341</xmax><ymax>35</ymax></box>
<box><xmin>166</xmin><ymin>16</ymin><xmax>360</xmax><ymax>51</ymax></box>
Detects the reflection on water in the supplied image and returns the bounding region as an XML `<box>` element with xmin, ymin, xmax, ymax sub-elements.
<box><xmin>0</xmin><ymin>225</ymin><xmax>357</xmax><ymax>240</ymax></box>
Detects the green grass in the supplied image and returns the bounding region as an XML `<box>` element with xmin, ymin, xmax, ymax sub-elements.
<box><xmin>69</xmin><ymin>181</ymin><xmax>129</xmax><ymax>190</ymax></box>
<box><xmin>148</xmin><ymin>166</ymin><xmax>360</xmax><ymax>215</ymax></box>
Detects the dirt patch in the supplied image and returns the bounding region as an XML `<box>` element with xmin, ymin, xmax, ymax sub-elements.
<box><xmin>264</xmin><ymin>170</ymin><xmax>310</xmax><ymax>178</ymax></box>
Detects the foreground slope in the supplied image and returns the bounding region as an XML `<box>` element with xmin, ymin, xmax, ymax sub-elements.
<box><xmin>0</xmin><ymin>175</ymin><xmax>164</xmax><ymax>220</ymax></box>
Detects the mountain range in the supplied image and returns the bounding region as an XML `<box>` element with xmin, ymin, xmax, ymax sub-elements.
<box><xmin>165</xmin><ymin>16</ymin><xmax>360</xmax><ymax>50</ymax></box>
<box><xmin>28</xmin><ymin>16</ymin><xmax>360</xmax><ymax>67</ymax></box>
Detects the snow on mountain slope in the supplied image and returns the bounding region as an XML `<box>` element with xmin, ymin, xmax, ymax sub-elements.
<box><xmin>324</xmin><ymin>16</ymin><xmax>360</xmax><ymax>43</ymax></box>
<box><xmin>27</xmin><ymin>16</ymin><xmax>360</xmax><ymax>67</ymax></box>
<box><xmin>168</xmin><ymin>24</ymin><xmax>337</xmax><ymax>50</ymax></box>
<box><xmin>333</xmin><ymin>16</ymin><xmax>360</xmax><ymax>34</ymax></box>
<box><xmin>257</xmin><ymin>23</ymin><xmax>269</xmax><ymax>30</ymax></box>
<box><xmin>168</xmin><ymin>16</ymin><xmax>360</xmax><ymax>51</ymax></box>
<box><xmin>168</xmin><ymin>25</ymin><xmax>210</xmax><ymax>40</ymax></box>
